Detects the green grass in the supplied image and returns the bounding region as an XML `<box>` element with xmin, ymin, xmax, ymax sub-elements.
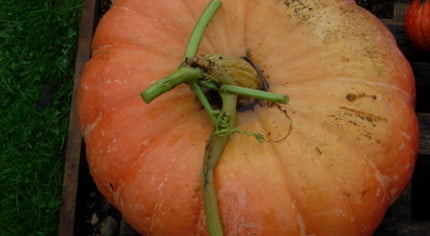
<box><xmin>0</xmin><ymin>0</ymin><xmax>82</xmax><ymax>235</ymax></box>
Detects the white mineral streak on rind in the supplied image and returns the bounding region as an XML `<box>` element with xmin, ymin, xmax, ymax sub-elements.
<box><xmin>142</xmin><ymin>139</ymin><xmax>150</xmax><ymax>146</ymax></box>
<box><xmin>297</xmin><ymin>213</ymin><xmax>316</xmax><ymax>236</ymax></box>
<box><xmin>401</xmin><ymin>131</ymin><xmax>411</xmax><ymax>140</ymax></box>
<box><xmin>390</xmin><ymin>188</ymin><xmax>398</xmax><ymax>199</ymax></box>
<box><xmin>113</xmin><ymin>185</ymin><xmax>121</xmax><ymax>206</ymax></box>
<box><xmin>363</xmin><ymin>157</ymin><xmax>391</xmax><ymax>202</ymax></box>
<box><xmin>92</xmin><ymin>44</ymin><xmax>114</xmax><ymax>55</ymax></box>
<box><xmin>399</xmin><ymin>142</ymin><xmax>405</xmax><ymax>151</ymax></box>
<box><xmin>113</xmin><ymin>6</ymin><xmax>134</xmax><ymax>13</ymax></box>
<box><xmin>84</xmin><ymin>112</ymin><xmax>102</xmax><ymax>138</ymax></box>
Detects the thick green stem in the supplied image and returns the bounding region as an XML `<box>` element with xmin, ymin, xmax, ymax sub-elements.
<box><xmin>221</xmin><ymin>85</ymin><xmax>288</xmax><ymax>104</ymax></box>
<box><xmin>141</xmin><ymin>67</ymin><xmax>202</xmax><ymax>103</ymax></box>
<box><xmin>142</xmin><ymin>0</ymin><xmax>221</xmax><ymax>103</ymax></box>
<box><xmin>220</xmin><ymin>93</ymin><xmax>237</xmax><ymax>122</ymax></box>
<box><xmin>189</xmin><ymin>82</ymin><xmax>218</xmax><ymax>124</ymax></box>
<box><xmin>202</xmin><ymin>93</ymin><xmax>237</xmax><ymax>236</ymax></box>
<box><xmin>200</xmin><ymin>81</ymin><xmax>289</xmax><ymax>104</ymax></box>
<box><xmin>184</xmin><ymin>0</ymin><xmax>222</xmax><ymax>58</ymax></box>
<box><xmin>202</xmin><ymin>136</ymin><xmax>228</xmax><ymax>236</ymax></box>
<box><xmin>183</xmin><ymin>0</ymin><xmax>222</xmax><ymax>124</ymax></box>
<box><xmin>140</xmin><ymin>1</ymin><xmax>288</xmax><ymax>236</ymax></box>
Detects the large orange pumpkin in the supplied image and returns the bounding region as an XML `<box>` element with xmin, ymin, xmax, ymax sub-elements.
<box><xmin>78</xmin><ymin>0</ymin><xmax>419</xmax><ymax>235</ymax></box>
<box><xmin>404</xmin><ymin>0</ymin><xmax>430</xmax><ymax>51</ymax></box>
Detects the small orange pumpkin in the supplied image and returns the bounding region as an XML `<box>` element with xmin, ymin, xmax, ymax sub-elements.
<box><xmin>78</xmin><ymin>0</ymin><xmax>419</xmax><ymax>235</ymax></box>
<box><xmin>404</xmin><ymin>0</ymin><xmax>430</xmax><ymax>50</ymax></box>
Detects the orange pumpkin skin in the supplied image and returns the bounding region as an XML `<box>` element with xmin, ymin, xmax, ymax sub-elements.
<box><xmin>404</xmin><ymin>0</ymin><xmax>430</xmax><ymax>51</ymax></box>
<box><xmin>78</xmin><ymin>0</ymin><xmax>419</xmax><ymax>235</ymax></box>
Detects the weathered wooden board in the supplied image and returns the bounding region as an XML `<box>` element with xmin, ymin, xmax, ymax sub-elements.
<box><xmin>58</xmin><ymin>0</ymin><xmax>98</xmax><ymax>235</ymax></box>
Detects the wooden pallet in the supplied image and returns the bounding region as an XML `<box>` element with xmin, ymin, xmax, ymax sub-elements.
<box><xmin>58</xmin><ymin>0</ymin><xmax>430</xmax><ymax>235</ymax></box>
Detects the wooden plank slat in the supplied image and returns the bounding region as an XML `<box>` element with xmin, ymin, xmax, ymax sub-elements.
<box><xmin>58</xmin><ymin>0</ymin><xmax>98</xmax><ymax>235</ymax></box>
<box><xmin>413</xmin><ymin>63</ymin><xmax>430</xmax><ymax>89</ymax></box>
<box><xmin>374</xmin><ymin>219</ymin><xmax>430</xmax><ymax>235</ymax></box>
<box><xmin>418</xmin><ymin>113</ymin><xmax>430</xmax><ymax>155</ymax></box>
<box><xmin>380</xmin><ymin>2</ymin><xmax>408</xmax><ymax>26</ymax></box>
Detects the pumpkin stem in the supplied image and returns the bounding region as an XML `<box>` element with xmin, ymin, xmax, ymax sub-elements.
<box><xmin>189</xmin><ymin>82</ymin><xmax>219</xmax><ymax>125</ymax></box>
<box><xmin>202</xmin><ymin>92</ymin><xmax>236</xmax><ymax>236</ymax></box>
<box><xmin>200</xmin><ymin>81</ymin><xmax>288</xmax><ymax>104</ymax></box>
<box><xmin>140</xmin><ymin>1</ymin><xmax>289</xmax><ymax>235</ymax></box>
<box><xmin>141</xmin><ymin>66</ymin><xmax>202</xmax><ymax>103</ymax></box>
<box><xmin>184</xmin><ymin>0</ymin><xmax>222</xmax><ymax>58</ymax></box>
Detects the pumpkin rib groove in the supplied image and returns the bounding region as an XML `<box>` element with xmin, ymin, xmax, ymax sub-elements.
<box><xmin>79</xmin><ymin>45</ymin><xmax>186</xmax><ymax>118</ymax></box>
<box><xmin>243</xmin><ymin>2</ymin><xmax>407</xmax><ymax>91</ymax></box>
<box><xmin>417</xmin><ymin>6</ymin><xmax>425</xmax><ymax>41</ymax></box>
<box><xmin>180</xmin><ymin>0</ymin><xmax>221</xmax><ymax>55</ymax></box>
<box><xmin>258</xmin><ymin>125</ymin><xmax>314</xmax><ymax>234</ymax></box>
<box><xmin>216</xmin><ymin>117</ymin><xmax>304</xmax><ymax>234</ymax></box>
<box><xmin>234</xmin><ymin>106</ymin><xmax>373</xmax><ymax>234</ymax></box>
<box><xmin>260</xmin><ymin>46</ymin><xmax>342</xmax><ymax>87</ymax></box>
<box><xmin>244</xmin><ymin>0</ymin><xmax>337</xmax><ymax>47</ymax></box>
<box><xmin>290</xmin><ymin>76</ymin><xmax>413</xmax><ymax>105</ymax></box>
<box><xmin>199</xmin><ymin>0</ymin><xmax>248</xmax><ymax>57</ymax></box>
<box><xmin>419</xmin><ymin>5</ymin><xmax>430</xmax><ymax>46</ymax></box>
<box><xmin>270</xmin><ymin>76</ymin><xmax>414</xmax><ymax>109</ymax></box>
<box><xmin>113</xmin><ymin>0</ymin><xmax>221</xmax><ymax>56</ymax></box>
<box><xmin>78</xmin><ymin>80</ymin><xmax>192</xmax><ymax>134</ymax></box>
<box><xmin>404</xmin><ymin>0</ymin><xmax>430</xmax><ymax>50</ymax></box>
<box><xmin>415</xmin><ymin>3</ymin><xmax>426</xmax><ymax>48</ymax></box>
<box><xmin>127</xmin><ymin>94</ymin><xmax>204</xmax><ymax>164</ymax></box>
<box><xmin>224</xmin><ymin>0</ymin><xmax>248</xmax><ymax>56</ymax></box>
<box><xmin>199</xmin><ymin>35</ymin><xmax>218</xmax><ymax>56</ymax></box>
<box><xmin>83</xmin><ymin>92</ymin><xmax>203</xmax><ymax>203</ymax></box>
<box><xmin>284</xmin><ymin>92</ymin><xmax>419</xmax><ymax>199</ymax></box>
<box><xmin>278</xmin><ymin>104</ymin><xmax>406</xmax><ymax>197</ymax></box>
<box><xmin>189</xmin><ymin>1</ymin><xmax>230</xmax><ymax>55</ymax></box>
<box><xmin>226</xmin><ymin>0</ymin><xmax>247</xmax><ymax>55</ymax></box>
<box><xmin>288</xmin><ymin>128</ymin><xmax>386</xmax><ymax>235</ymax></box>
<box><xmin>262</xmin><ymin>42</ymin><xmax>410</xmax><ymax>90</ymax></box>
<box><xmin>250</xmin><ymin>109</ymin><xmax>301</xmax><ymax>224</ymax></box>
<box><xmin>163</xmin><ymin>0</ymin><xmax>206</xmax><ymax>43</ymax></box>
<box><xmin>268</xmin><ymin>140</ymin><xmax>357</xmax><ymax>235</ymax></box>
<box><xmin>109</xmin><ymin>4</ymin><xmax>195</xmax><ymax>51</ymax></box>
<box><xmin>253</xmin><ymin>106</ymin><xmax>381</xmax><ymax>234</ymax></box>
<box><xmin>89</xmin><ymin>44</ymin><xmax>179</xmax><ymax>76</ymax></box>
<box><xmin>248</xmin><ymin>0</ymin><xmax>357</xmax><ymax>55</ymax></box>
<box><xmin>284</xmin><ymin>105</ymin><xmax>388</xmax><ymax>179</ymax></box>
<box><xmin>92</xmin><ymin>7</ymin><xmax>188</xmax><ymax>58</ymax></box>
<box><xmin>243</xmin><ymin>3</ymin><xmax>312</xmax><ymax>67</ymax></box>
<box><xmin>91</xmin><ymin>44</ymin><xmax>177</xmax><ymax>65</ymax></box>
<box><xmin>205</xmin><ymin>2</ymin><xmax>237</xmax><ymax>56</ymax></box>
<box><xmin>116</xmin><ymin>109</ymin><xmax>211</xmax><ymax>235</ymax></box>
